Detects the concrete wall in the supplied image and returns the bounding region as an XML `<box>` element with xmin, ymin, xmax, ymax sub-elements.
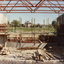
<box><xmin>0</xmin><ymin>14</ymin><xmax>8</xmax><ymax>24</ymax></box>
<box><xmin>0</xmin><ymin>35</ymin><xmax>7</xmax><ymax>44</ymax></box>
<box><xmin>6</xmin><ymin>42</ymin><xmax>47</xmax><ymax>48</ymax></box>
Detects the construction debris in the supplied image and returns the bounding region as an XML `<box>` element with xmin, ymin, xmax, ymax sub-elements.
<box><xmin>0</xmin><ymin>47</ymin><xmax>60</xmax><ymax>63</ymax></box>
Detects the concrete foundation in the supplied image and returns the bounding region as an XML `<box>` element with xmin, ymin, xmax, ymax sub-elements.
<box><xmin>6</xmin><ymin>42</ymin><xmax>47</xmax><ymax>48</ymax></box>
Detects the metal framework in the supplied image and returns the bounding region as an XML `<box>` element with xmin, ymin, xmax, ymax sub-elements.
<box><xmin>0</xmin><ymin>0</ymin><xmax>64</xmax><ymax>14</ymax></box>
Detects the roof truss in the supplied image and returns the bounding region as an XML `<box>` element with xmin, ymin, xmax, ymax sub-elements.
<box><xmin>0</xmin><ymin>0</ymin><xmax>64</xmax><ymax>14</ymax></box>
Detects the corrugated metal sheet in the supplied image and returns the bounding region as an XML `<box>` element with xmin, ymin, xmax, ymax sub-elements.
<box><xmin>57</xmin><ymin>14</ymin><xmax>64</xmax><ymax>24</ymax></box>
<box><xmin>57</xmin><ymin>24</ymin><xmax>64</xmax><ymax>34</ymax></box>
<box><xmin>57</xmin><ymin>35</ymin><xmax>64</xmax><ymax>45</ymax></box>
<box><xmin>57</xmin><ymin>14</ymin><xmax>64</xmax><ymax>34</ymax></box>
<box><xmin>57</xmin><ymin>14</ymin><xmax>64</xmax><ymax>45</ymax></box>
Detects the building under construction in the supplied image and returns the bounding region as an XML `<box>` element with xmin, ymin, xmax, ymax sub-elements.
<box><xmin>0</xmin><ymin>24</ymin><xmax>7</xmax><ymax>44</ymax></box>
<box><xmin>0</xmin><ymin>0</ymin><xmax>64</xmax><ymax>64</ymax></box>
<box><xmin>0</xmin><ymin>14</ymin><xmax>8</xmax><ymax>45</ymax></box>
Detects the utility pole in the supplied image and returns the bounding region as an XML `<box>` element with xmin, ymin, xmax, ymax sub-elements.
<box><xmin>46</xmin><ymin>19</ymin><xmax>48</xmax><ymax>25</ymax></box>
<box><xmin>48</xmin><ymin>18</ymin><xmax>49</xmax><ymax>31</ymax></box>
<box><xmin>19</xmin><ymin>17</ymin><xmax>22</xmax><ymax>44</ymax></box>
<box><xmin>43</xmin><ymin>19</ymin><xmax>45</xmax><ymax>33</ymax></box>
<box><xmin>34</xmin><ymin>18</ymin><xmax>35</xmax><ymax>45</ymax></box>
<box><xmin>4</xmin><ymin>13</ymin><xmax>7</xmax><ymax>47</ymax></box>
<box><xmin>31</xmin><ymin>18</ymin><xmax>33</xmax><ymax>38</ymax></box>
<box><xmin>13</xmin><ymin>24</ymin><xmax>14</xmax><ymax>33</ymax></box>
<box><xmin>48</xmin><ymin>18</ymin><xmax>49</xmax><ymax>25</ymax></box>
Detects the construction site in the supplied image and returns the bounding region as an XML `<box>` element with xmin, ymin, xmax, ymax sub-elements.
<box><xmin>0</xmin><ymin>0</ymin><xmax>64</xmax><ymax>64</ymax></box>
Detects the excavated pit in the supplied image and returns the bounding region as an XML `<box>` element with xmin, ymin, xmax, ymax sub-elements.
<box><xmin>0</xmin><ymin>46</ymin><xmax>63</xmax><ymax>64</ymax></box>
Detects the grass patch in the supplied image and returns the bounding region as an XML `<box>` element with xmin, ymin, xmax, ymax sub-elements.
<box><xmin>8</xmin><ymin>27</ymin><xmax>56</xmax><ymax>33</ymax></box>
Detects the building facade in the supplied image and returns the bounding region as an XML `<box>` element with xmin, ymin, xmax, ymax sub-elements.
<box><xmin>25</xmin><ymin>21</ymin><xmax>32</xmax><ymax>28</ymax></box>
<box><xmin>0</xmin><ymin>14</ymin><xmax>8</xmax><ymax>44</ymax></box>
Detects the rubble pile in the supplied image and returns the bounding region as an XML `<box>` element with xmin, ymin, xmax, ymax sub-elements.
<box><xmin>0</xmin><ymin>47</ymin><xmax>59</xmax><ymax>62</ymax></box>
<box><xmin>0</xmin><ymin>44</ymin><xmax>3</xmax><ymax>51</ymax></box>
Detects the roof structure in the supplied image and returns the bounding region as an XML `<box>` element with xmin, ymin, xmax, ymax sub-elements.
<box><xmin>0</xmin><ymin>0</ymin><xmax>64</xmax><ymax>14</ymax></box>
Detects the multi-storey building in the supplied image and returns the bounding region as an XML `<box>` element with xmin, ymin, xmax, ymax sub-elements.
<box><xmin>0</xmin><ymin>14</ymin><xmax>8</xmax><ymax>44</ymax></box>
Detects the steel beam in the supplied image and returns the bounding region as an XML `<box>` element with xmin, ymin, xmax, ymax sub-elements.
<box><xmin>9</xmin><ymin>0</ymin><xmax>19</xmax><ymax>12</ymax></box>
<box><xmin>0</xmin><ymin>10</ymin><xmax>61</xmax><ymax>11</ymax></box>
<box><xmin>0</xmin><ymin>0</ymin><xmax>64</xmax><ymax>13</ymax></box>
<box><xmin>0</xmin><ymin>6</ymin><xmax>63</xmax><ymax>8</ymax></box>
<box><xmin>0</xmin><ymin>0</ymin><xmax>64</xmax><ymax>1</ymax></box>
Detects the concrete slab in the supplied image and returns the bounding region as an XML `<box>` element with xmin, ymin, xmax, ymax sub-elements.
<box><xmin>6</xmin><ymin>42</ymin><xmax>47</xmax><ymax>48</ymax></box>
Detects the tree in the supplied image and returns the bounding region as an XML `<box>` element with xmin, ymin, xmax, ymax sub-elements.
<box><xmin>7</xmin><ymin>21</ymin><xmax>10</xmax><ymax>26</ymax></box>
<box><xmin>36</xmin><ymin>23</ymin><xmax>41</xmax><ymax>28</ymax></box>
<box><xmin>11</xmin><ymin>20</ymin><xmax>20</xmax><ymax>30</ymax></box>
<box><xmin>25</xmin><ymin>21</ymin><xmax>29</xmax><ymax>25</ymax></box>
<box><xmin>52</xmin><ymin>21</ymin><xmax>57</xmax><ymax>30</ymax></box>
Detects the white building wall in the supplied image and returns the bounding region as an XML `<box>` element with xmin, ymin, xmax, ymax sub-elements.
<box><xmin>0</xmin><ymin>14</ymin><xmax>8</xmax><ymax>24</ymax></box>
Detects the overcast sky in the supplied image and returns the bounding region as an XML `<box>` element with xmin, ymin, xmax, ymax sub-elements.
<box><xmin>3</xmin><ymin>13</ymin><xmax>60</xmax><ymax>25</ymax></box>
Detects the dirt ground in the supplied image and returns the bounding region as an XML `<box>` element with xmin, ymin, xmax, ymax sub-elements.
<box><xmin>8</xmin><ymin>32</ymin><xmax>40</xmax><ymax>38</ymax></box>
<box><xmin>0</xmin><ymin>47</ymin><xmax>62</xmax><ymax>64</ymax></box>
